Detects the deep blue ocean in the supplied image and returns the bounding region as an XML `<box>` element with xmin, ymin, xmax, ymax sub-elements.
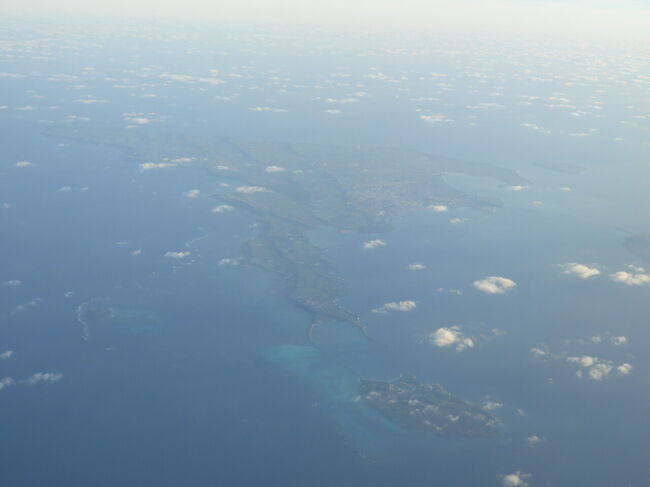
<box><xmin>1</xmin><ymin>21</ymin><xmax>650</xmax><ymax>486</ymax></box>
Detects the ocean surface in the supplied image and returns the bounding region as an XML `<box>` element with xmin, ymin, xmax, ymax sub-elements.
<box><xmin>1</xmin><ymin>21</ymin><xmax>650</xmax><ymax>486</ymax></box>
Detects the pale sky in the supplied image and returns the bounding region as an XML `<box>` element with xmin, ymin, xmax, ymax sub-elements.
<box><xmin>4</xmin><ymin>0</ymin><xmax>650</xmax><ymax>40</ymax></box>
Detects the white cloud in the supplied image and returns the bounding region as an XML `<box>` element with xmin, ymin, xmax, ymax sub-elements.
<box><xmin>236</xmin><ymin>185</ymin><xmax>267</xmax><ymax>194</ymax></box>
<box><xmin>22</xmin><ymin>372</ymin><xmax>64</xmax><ymax>385</ymax></box>
<box><xmin>420</xmin><ymin>113</ymin><xmax>449</xmax><ymax>124</ymax></box>
<box><xmin>408</xmin><ymin>263</ymin><xmax>426</xmax><ymax>271</ymax></box>
<box><xmin>362</xmin><ymin>239</ymin><xmax>386</xmax><ymax>250</ymax></box>
<box><xmin>567</xmin><ymin>355</ymin><xmax>598</xmax><ymax>367</ymax></box>
<box><xmin>500</xmin><ymin>471</ymin><xmax>531</xmax><ymax>487</ymax></box>
<box><xmin>139</xmin><ymin>162</ymin><xmax>175</xmax><ymax>171</ymax></box>
<box><xmin>483</xmin><ymin>400</ymin><xmax>503</xmax><ymax>411</ymax></box>
<box><xmin>15</xmin><ymin>161</ymin><xmax>32</xmax><ymax>167</ymax></box>
<box><xmin>212</xmin><ymin>204</ymin><xmax>235</xmax><ymax>213</ymax></box>
<box><xmin>617</xmin><ymin>363</ymin><xmax>633</xmax><ymax>375</ymax></box>
<box><xmin>428</xmin><ymin>325</ymin><xmax>474</xmax><ymax>352</ymax></box>
<box><xmin>525</xmin><ymin>435</ymin><xmax>543</xmax><ymax>448</ymax></box>
<box><xmin>427</xmin><ymin>204</ymin><xmax>448</xmax><ymax>212</ymax></box>
<box><xmin>324</xmin><ymin>109</ymin><xmax>341</xmax><ymax>115</ymax></box>
<box><xmin>160</xmin><ymin>73</ymin><xmax>224</xmax><ymax>85</ymax></box>
<box><xmin>325</xmin><ymin>97</ymin><xmax>359</xmax><ymax>104</ymax></box>
<box><xmin>248</xmin><ymin>106</ymin><xmax>288</xmax><ymax>113</ymax></box>
<box><xmin>612</xmin><ymin>336</ymin><xmax>627</xmax><ymax>346</ymax></box>
<box><xmin>508</xmin><ymin>185</ymin><xmax>528</xmax><ymax>191</ymax></box>
<box><xmin>57</xmin><ymin>186</ymin><xmax>72</xmax><ymax>192</ymax></box>
<box><xmin>611</xmin><ymin>266</ymin><xmax>650</xmax><ymax>285</ymax></box>
<box><xmin>132</xmin><ymin>249</ymin><xmax>142</xmax><ymax>256</ymax></box>
<box><xmin>521</xmin><ymin>122</ymin><xmax>550</xmax><ymax>134</ymax></box>
<box><xmin>265</xmin><ymin>165</ymin><xmax>286</xmax><ymax>173</ymax></box>
<box><xmin>164</xmin><ymin>251</ymin><xmax>191</xmax><ymax>259</ymax></box>
<box><xmin>0</xmin><ymin>377</ymin><xmax>15</xmax><ymax>390</ymax></box>
<box><xmin>449</xmin><ymin>217</ymin><xmax>469</xmax><ymax>224</ymax></box>
<box><xmin>568</xmin><ymin>356</ymin><xmax>613</xmax><ymax>381</ymax></box>
<box><xmin>0</xmin><ymin>351</ymin><xmax>14</xmax><ymax>360</ymax></box>
<box><xmin>12</xmin><ymin>298</ymin><xmax>41</xmax><ymax>314</ymax></box>
<box><xmin>217</xmin><ymin>258</ymin><xmax>239</xmax><ymax>266</ymax></box>
<box><xmin>560</xmin><ymin>262</ymin><xmax>601</xmax><ymax>279</ymax></box>
<box><xmin>372</xmin><ymin>300</ymin><xmax>417</xmax><ymax>314</ymax></box>
<box><xmin>184</xmin><ymin>189</ymin><xmax>200</xmax><ymax>198</ymax></box>
<box><xmin>127</xmin><ymin>117</ymin><xmax>152</xmax><ymax>125</ymax></box>
<box><xmin>586</xmin><ymin>363</ymin><xmax>613</xmax><ymax>381</ymax></box>
<box><xmin>473</xmin><ymin>276</ymin><xmax>517</xmax><ymax>295</ymax></box>
<box><xmin>530</xmin><ymin>347</ymin><xmax>547</xmax><ymax>358</ymax></box>
<box><xmin>3</xmin><ymin>280</ymin><xmax>22</xmax><ymax>286</ymax></box>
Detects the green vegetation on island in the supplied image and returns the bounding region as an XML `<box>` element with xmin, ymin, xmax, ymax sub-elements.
<box><xmin>360</xmin><ymin>375</ymin><xmax>500</xmax><ymax>437</ymax></box>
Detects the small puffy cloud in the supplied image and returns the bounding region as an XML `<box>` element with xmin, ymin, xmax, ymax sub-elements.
<box><xmin>139</xmin><ymin>162</ymin><xmax>175</xmax><ymax>171</ymax></box>
<box><xmin>408</xmin><ymin>263</ymin><xmax>426</xmax><ymax>271</ymax></box>
<box><xmin>236</xmin><ymin>185</ymin><xmax>267</xmax><ymax>194</ymax></box>
<box><xmin>132</xmin><ymin>249</ymin><xmax>142</xmax><ymax>256</ymax></box>
<box><xmin>248</xmin><ymin>106</ymin><xmax>288</xmax><ymax>113</ymax></box>
<box><xmin>0</xmin><ymin>351</ymin><xmax>14</xmax><ymax>360</ymax></box>
<box><xmin>160</xmin><ymin>73</ymin><xmax>224</xmax><ymax>85</ymax></box>
<box><xmin>420</xmin><ymin>113</ymin><xmax>449</xmax><ymax>124</ymax></box>
<box><xmin>217</xmin><ymin>258</ymin><xmax>239</xmax><ymax>266</ymax></box>
<box><xmin>12</xmin><ymin>298</ymin><xmax>41</xmax><ymax>314</ymax></box>
<box><xmin>449</xmin><ymin>218</ymin><xmax>469</xmax><ymax>224</ymax></box>
<box><xmin>617</xmin><ymin>363</ymin><xmax>633</xmax><ymax>375</ymax></box>
<box><xmin>184</xmin><ymin>189</ymin><xmax>200</xmax><ymax>198</ymax></box>
<box><xmin>567</xmin><ymin>355</ymin><xmax>598</xmax><ymax>367</ymax></box>
<box><xmin>265</xmin><ymin>165</ymin><xmax>286</xmax><ymax>173</ymax></box>
<box><xmin>372</xmin><ymin>300</ymin><xmax>417</xmax><ymax>314</ymax></box>
<box><xmin>428</xmin><ymin>325</ymin><xmax>474</xmax><ymax>352</ymax></box>
<box><xmin>521</xmin><ymin>122</ymin><xmax>550</xmax><ymax>134</ymax></box>
<box><xmin>559</xmin><ymin>186</ymin><xmax>572</xmax><ymax>192</ymax></box>
<box><xmin>324</xmin><ymin>109</ymin><xmax>341</xmax><ymax>115</ymax></box>
<box><xmin>128</xmin><ymin>117</ymin><xmax>151</xmax><ymax>125</ymax></box>
<box><xmin>508</xmin><ymin>185</ymin><xmax>528</xmax><ymax>191</ymax></box>
<box><xmin>568</xmin><ymin>356</ymin><xmax>613</xmax><ymax>381</ymax></box>
<box><xmin>530</xmin><ymin>347</ymin><xmax>547</xmax><ymax>359</ymax></box>
<box><xmin>22</xmin><ymin>372</ymin><xmax>64</xmax><ymax>385</ymax></box>
<box><xmin>15</xmin><ymin>161</ymin><xmax>32</xmax><ymax>167</ymax></box>
<box><xmin>57</xmin><ymin>186</ymin><xmax>72</xmax><ymax>192</ymax></box>
<box><xmin>325</xmin><ymin>97</ymin><xmax>360</xmax><ymax>104</ymax></box>
<box><xmin>612</xmin><ymin>336</ymin><xmax>627</xmax><ymax>346</ymax></box>
<box><xmin>427</xmin><ymin>204</ymin><xmax>448</xmax><ymax>212</ymax></box>
<box><xmin>212</xmin><ymin>204</ymin><xmax>234</xmax><ymax>213</ymax></box>
<box><xmin>164</xmin><ymin>251</ymin><xmax>190</xmax><ymax>259</ymax></box>
<box><xmin>362</xmin><ymin>239</ymin><xmax>386</xmax><ymax>250</ymax></box>
<box><xmin>0</xmin><ymin>377</ymin><xmax>15</xmax><ymax>391</ymax></box>
<box><xmin>3</xmin><ymin>280</ymin><xmax>22</xmax><ymax>286</ymax></box>
<box><xmin>500</xmin><ymin>471</ymin><xmax>531</xmax><ymax>487</ymax></box>
<box><xmin>610</xmin><ymin>266</ymin><xmax>650</xmax><ymax>286</ymax></box>
<box><xmin>473</xmin><ymin>276</ymin><xmax>517</xmax><ymax>295</ymax></box>
<box><xmin>586</xmin><ymin>363</ymin><xmax>613</xmax><ymax>381</ymax></box>
<box><xmin>525</xmin><ymin>435</ymin><xmax>543</xmax><ymax>448</ymax></box>
<box><xmin>560</xmin><ymin>262</ymin><xmax>600</xmax><ymax>279</ymax></box>
<box><xmin>483</xmin><ymin>400</ymin><xmax>503</xmax><ymax>411</ymax></box>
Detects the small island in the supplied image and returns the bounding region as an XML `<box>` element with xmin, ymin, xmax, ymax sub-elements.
<box><xmin>360</xmin><ymin>375</ymin><xmax>500</xmax><ymax>438</ymax></box>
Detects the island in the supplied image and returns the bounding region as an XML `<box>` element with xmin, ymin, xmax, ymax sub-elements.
<box><xmin>360</xmin><ymin>375</ymin><xmax>500</xmax><ymax>437</ymax></box>
<box><xmin>47</xmin><ymin>125</ymin><xmax>528</xmax><ymax>340</ymax></box>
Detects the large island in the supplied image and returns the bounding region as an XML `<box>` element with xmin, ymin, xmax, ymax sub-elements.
<box><xmin>48</xmin><ymin>125</ymin><xmax>527</xmax><ymax>341</ymax></box>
